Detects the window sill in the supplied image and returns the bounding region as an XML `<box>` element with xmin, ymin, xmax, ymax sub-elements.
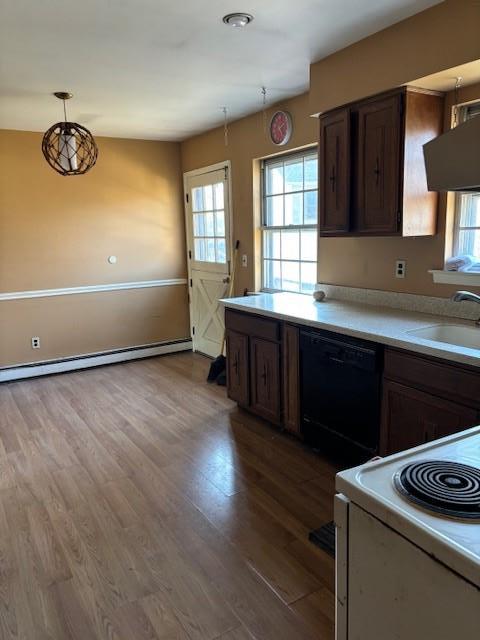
<box><xmin>429</xmin><ymin>270</ymin><xmax>480</xmax><ymax>286</ymax></box>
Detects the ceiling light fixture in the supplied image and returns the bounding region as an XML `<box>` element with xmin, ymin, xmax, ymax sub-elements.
<box><xmin>42</xmin><ymin>92</ymin><xmax>98</xmax><ymax>176</ymax></box>
<box><xmin>222</xmin><ymin>13</ymin><xmax>254</xmax><ymax>28</ymax></box>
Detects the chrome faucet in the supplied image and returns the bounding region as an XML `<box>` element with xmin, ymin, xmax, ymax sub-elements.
<box><xmin>451</xmin><ymin>291</ymin><xmax>480</xmax><ymax>326</ymax></box>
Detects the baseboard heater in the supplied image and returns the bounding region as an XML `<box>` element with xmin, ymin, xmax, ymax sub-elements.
<box><xmin>0</xmin><ymin>339</ymin><xmax>192</xmax><ymax>383</ymax></box>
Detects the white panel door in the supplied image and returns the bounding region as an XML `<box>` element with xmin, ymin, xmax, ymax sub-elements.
<box><xmin>184</xmin><ymin>164</ymin><xmax>232</xmax><ymax>357</ymax></box>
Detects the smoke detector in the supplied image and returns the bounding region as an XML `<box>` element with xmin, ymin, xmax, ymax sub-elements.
<box><xmin>222</xmin><ymin>13</ymin><xmax>254</xmax><ymax>28</ymax></box>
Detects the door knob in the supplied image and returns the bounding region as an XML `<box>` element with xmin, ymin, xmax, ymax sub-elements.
<box><xmin>222</xmin><ymin>277</ymin><xmax>230</xmax><ymax>284</ymax></box>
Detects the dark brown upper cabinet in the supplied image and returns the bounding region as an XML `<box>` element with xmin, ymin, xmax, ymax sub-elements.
<box><xmin>356</xmin><ymin>95</ymin><xmax>401</xmax><ymax>234</ymax></box>
<box><xmin>318</xmin><ymin>87</ymin><xmax>444</xmax><ymax>237</ymax></box>
<box><xmin>319</xmin><ymin>108</ymin><xmax>350</xmax><ymax>233</ymax></box>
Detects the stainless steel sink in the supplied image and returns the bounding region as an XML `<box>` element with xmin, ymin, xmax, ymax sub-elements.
<box><xmin>408</xmin><ymin>324</ymin><xmax>480</xmax><ymax>350</ymax></box>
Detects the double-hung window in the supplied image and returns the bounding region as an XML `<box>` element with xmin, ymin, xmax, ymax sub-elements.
<box><xmin>453</xmin><ymin>102</ymin><xmax>480</xmax><ymax>270</ymax></box>
<box><xmin>262</xmin><ymin>149</ymin><xmax>318</xmax><ymax>293</ymax></box>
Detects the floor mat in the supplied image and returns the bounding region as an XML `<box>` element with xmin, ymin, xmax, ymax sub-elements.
<box><xmin>308</xmin><ymin>521</ymin><xmax>335</xmax><ymax>558</ymax></box>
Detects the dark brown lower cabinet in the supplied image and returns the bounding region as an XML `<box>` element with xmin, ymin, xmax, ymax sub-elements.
<box><xmin>225</xmin><ymin>311</ymin><xmax>480</xmax><ymax>453</ymax></box>
<box><xmin>250</xmin><ymin>337</ymin><xmax>281</xmax><ymax>424</ymax></box>
<box><xmin>283</xmin><ymin>324</ymin><xmax>300</xmax><ymax>435</ymax></box>
<box><xmin>380</xmin><ymin>379</ymin><xmax>478</xmax><ymax>456</ymax></box>
<box><xmin>225</xmin><ymin>329</ymin><xmax>249</xmax><ymax>406</ymax></box>
<box><xmin>225</xmin><ymin>310</ymin><xmax>283</xmax><ymax>426</ymax></box>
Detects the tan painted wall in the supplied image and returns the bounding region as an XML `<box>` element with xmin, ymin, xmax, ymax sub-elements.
<box><xmin>0</xmin><ymin>130</ymin><xmax>190</xmax><ymax>367</ymax></box>
<box><xmin>181</xmin><ymin>0</ymin><xmax>480</xmax><ymax>299</ymax></box>
<box><xmin>309</xmin><ymin>0</ymin><xmax>480</xmax><ymax>114</ymax></box>
<box><xmin>182</xmin><ymin>92</ymin><xmax>318</xmax><ymax>296</ymax></box>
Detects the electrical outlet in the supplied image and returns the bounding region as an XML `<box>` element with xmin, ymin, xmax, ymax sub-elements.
<box><xmin>241</xmin><ymin>254</ymin><xmax>248</xmax><ymax>268</ymax></box>
<box><xmin>31</xmin><ymin>336</ymin><xmax>41</xmax><ymax>349</ymax></box>
<box><xmin>395</xmin><ymin>260</ymin><xmax>406</xmax><ymax>279</ymax></box>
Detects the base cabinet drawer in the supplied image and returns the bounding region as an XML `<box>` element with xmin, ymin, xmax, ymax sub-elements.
<box><xmin>250</xmin><ymin>337</ymin><xmax>281</xmax><ymax>425</ymax></box>
<box><xmin>225</xmin><ymin>309</ymin><xmax>280</xmax><ymax>341</ymax></box>
<box><xmin>380</xmin><ymin>380</ymin><xmax>478</xmax><ymax>455</ymax></box>
<box><xmin>226</xmin><ymin>330</ymin><xmax>249</xmax><ymax>406</ymax></box>
<box><xmin>384</xmin><ymin>348</ymin><xmax>480</xmax><ymax>409</ymax></box>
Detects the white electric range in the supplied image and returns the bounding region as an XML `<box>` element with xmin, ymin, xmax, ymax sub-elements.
<box><xmin>335</xmin><ymin>426</ymin><xmax>480</xmax><ymax>640</ymax></box>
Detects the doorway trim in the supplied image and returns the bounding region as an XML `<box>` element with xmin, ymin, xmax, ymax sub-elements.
<box><xmin>183</xmin><ymin>160</ymin><xmax>233</xmax><ymax>351</ymax></box>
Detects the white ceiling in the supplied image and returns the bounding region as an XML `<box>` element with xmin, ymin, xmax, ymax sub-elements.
<box><xmin>0</xmin><ymin>0</ymin><xmax>442</xmax><ymax>141</ymax></box>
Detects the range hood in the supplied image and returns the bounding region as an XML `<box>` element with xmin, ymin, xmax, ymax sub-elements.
<box><xmin>423</xmin><ymin>115</ymin><xmax>480</xmax><ymax>192</ymax></box>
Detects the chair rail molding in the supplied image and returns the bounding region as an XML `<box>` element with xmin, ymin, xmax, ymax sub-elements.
<box><xmin>0</xmin><ymin>278</ymin><xmax>188</xmax><ymax>301</ymax></box>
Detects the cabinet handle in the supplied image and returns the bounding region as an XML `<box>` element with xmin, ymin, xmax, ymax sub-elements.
<box><xmin>261</xmin><ymin>363</ymin><xmax>267</xmax><ymax>385</ymax></box>
<box><xmin>329</xmin><ymin>166</ymin><xmax>336</xmax><ymax>192</ymax></box>
<box><xmin>233</xmin><ymin>355</ymin><xmax>238</xmax><ymax>374</ymax></box>
<box><xmin>374</xmin><ymin>157</ymin><xmax>381</xmax><ymax>185</ymax></box>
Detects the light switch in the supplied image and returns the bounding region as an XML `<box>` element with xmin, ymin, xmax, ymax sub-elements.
<box><xmin>241</xmin><ymin>254</ymin><xmax>248</xmax><ymax>268</ymax></box>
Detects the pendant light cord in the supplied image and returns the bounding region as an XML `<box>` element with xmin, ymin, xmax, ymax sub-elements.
<box><xmin>262</xmin><ymin>87</ymin><xmax>267</xmax><ymax>135</ymax></box>
<box><xmin>63</xmin><ymin>98</ymin><xmax>67</xmax><ymax>122</ymax></box>
<box><xmin>222</xmin><ymin>107</ymin><xmax>228</xmax><ymax>147</ymax></box>
<box><xmin>453</xmin><ymin>76</ymin><xmax>462</xmax><ymax>127</ymax></box>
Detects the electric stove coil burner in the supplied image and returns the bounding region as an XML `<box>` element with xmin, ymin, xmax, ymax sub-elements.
<box><xmin>394</xmin><ymin>460</ymin><xmax>480</xmax><ymax>520</ymax></box>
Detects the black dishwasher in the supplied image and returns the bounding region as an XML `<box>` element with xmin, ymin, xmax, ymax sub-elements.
<box><xmin>300</xmin><ymin>328</ymin><xmax>382</xmax><ymax>460</ymax></box>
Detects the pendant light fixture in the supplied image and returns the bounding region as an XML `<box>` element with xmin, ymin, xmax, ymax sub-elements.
<box><xmin>42</xmin><ymin>92</ymin><xmax>98</xmax><ymax>176</ymax></box>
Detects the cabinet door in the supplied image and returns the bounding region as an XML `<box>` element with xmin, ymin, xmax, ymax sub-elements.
<box><xmin>250</xmin><ymin>337</ymin><xmax>281</xmax><ymax>424</ymax></box>
<box><xmin>356</xmin><ymin>95</ymin><xmax>402</xmax><ymax>234</ymax></box>
<box><xmin>380</xmin><ymin>380</ymin><xmax>478</xmax><ymax>456</ymax></box>
<box><xmin>226</xmin><ymin>330</ymin><xmax>249</xmax><ymax>406</ymax></box>
<box><xmin>283</xmin><ymin>324</ymin><xmax>301</xmax><ymax>435</ymax></box>
<box><xmin>319</xmin><ymin>109</ymin><xmax>351</xmax><ymax>234</ymax></box>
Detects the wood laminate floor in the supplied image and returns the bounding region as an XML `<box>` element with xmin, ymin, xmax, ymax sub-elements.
<box><xmin>0</xmin><ymin>352</ymin><xmax>337</xmax><ymax>639</ymax></box>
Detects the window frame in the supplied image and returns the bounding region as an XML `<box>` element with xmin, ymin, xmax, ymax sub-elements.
<box><xmin>452</xmin><ymin>101</ymin><xmax>480</xmax><ymax>268</ymax></box>
<box><xmin>260</xmin><ymin>147</ymin><xmax>318</xmax><ymax>294</ymax></box>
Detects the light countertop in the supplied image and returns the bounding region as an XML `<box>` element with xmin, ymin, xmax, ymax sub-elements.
<box><xmin>221</xmin><ymin>292</ymin><xmax>480</xmax><ymax>368</ymax></box>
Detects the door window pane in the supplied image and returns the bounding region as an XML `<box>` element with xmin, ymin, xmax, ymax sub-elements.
<box><xmin>215</xmin><ymin>238</ymin><xmax>226</xmax><ymax>263</ymax></box>
<box><xmin>193</xmin><ymin>213</ymin><xmax>205</xmax><ymax>236</ymax></box>
<box><xmin>203</xmin><ymin>185</ymin><xmax>213</xmax><ymax>211</ymax></box>
<box><xmin>192</xmin><ymin>187</ymin><xmax>204</xmax><ymax>212</ymax></box>
<box><xmin>215</xmin><ymin>211</ymin><xmax>225</xmax><ymax>236</ymax></box>
<box><xmin>191</xmin><ymin>179</ymin><xmax>228</xmax><ymax>264</ymax></box>
<box><xmin>214</xmin><ymin>182</ymin><xmax>224</xmax><ymax>210</ymax></box>
<box><xmin>194</xmin><ymin>238</ymin><xmax>206</xmax><ymax>261</ymax></box>
<box><xmin>204</xmin><ymin>212</ymin><xmax>215</xmax><ymax>236</ymax></box>
<box><xmin>206</xmin><ymin>239</ymin><xmax>215</xmax><ymax>262</ymax></box>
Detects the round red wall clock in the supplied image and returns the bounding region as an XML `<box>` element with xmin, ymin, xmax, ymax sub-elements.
<box><xmin>269</xmin><ymin>110</ymin><xmax>293</xmax><ymax>146</ymax></box>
